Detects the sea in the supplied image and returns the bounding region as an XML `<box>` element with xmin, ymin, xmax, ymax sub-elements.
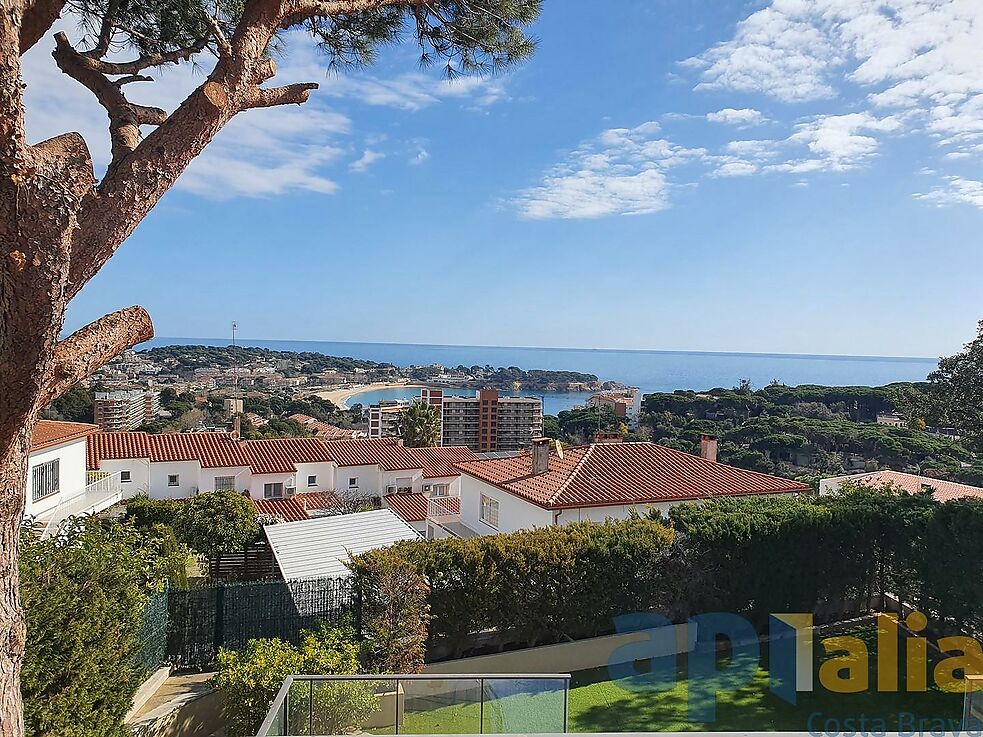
<box><xmin>144</xmin><ymin>337</ymin><xmax>939</xmax><ymax>416</ymax></box>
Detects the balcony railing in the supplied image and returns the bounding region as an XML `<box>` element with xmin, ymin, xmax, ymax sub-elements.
<box><xmin>38</xmin><ymin>472</ymin><xmax>122</xmax><ymax>538</ymax></box>
<box><xmin>427</xmin><ymin>495</ymin><xmax>461</xmax><ymax>524</ymax></box>
<box><xmin>256</xmin><ymin>673</ymin><xmax>571</xmax><ymax>736</ymax></box>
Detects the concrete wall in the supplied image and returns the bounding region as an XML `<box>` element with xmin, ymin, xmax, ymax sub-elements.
<box><xmin>198</xmin><ymin>466</ymin><xmax>251</xmax><ymax>494</ymax></box>
<box><xmin>248</xmin><ymin>472</ymin><xmax>294</xmax><ymax>500</ymax></box>
<box><xmin>338</xmin><ymin>464</ymin><xmax>382</xmax><ymax>497</ymax></box>
<box><xmin>426</xmin><ymin>624</ymin><xmax>695</xmax><ymax>675</ymax></box>
<box><xmin>294</xmin><ymin>461</ymin><xmax>337</xmax><ymax>493</ymax></box>
<box><xmin>26</xmin><ymin>438</ymin><xmax>89</xmax><ymax>517</ymax></box>
<box><xmin>558</xmin><ymin>502</ymin><xmax>674</xmax><ymax>524</ymax></box>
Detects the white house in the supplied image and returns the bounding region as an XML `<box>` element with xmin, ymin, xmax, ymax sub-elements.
<box><xmin>819</xmin><ymin>470</ymin><xmax>983</xmax><ymax>502</ymax></box>
<box><xmin>85</xmin><ymin>430</ymin><xmax>479</xmax><ymax>529</ymax></box>
<box><xmin>26</xmin><ymin>421</ymin><xmax>122</xmax><ymax>535</ymax></box>
<box><xmin>425</xmin><ymin>438</ymin><xmax>810</xmax><ymax>539</ymax></box>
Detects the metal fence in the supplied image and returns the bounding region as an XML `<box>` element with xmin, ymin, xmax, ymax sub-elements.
<box><xmin>136</xmin><ymin>587</ymin><xmax>169</xmax><ymax>674</ymax></box>
<box><xmin>166</xmin><ymin>576</ymin><xmax>358</xmax><ymax>668</ymax></box>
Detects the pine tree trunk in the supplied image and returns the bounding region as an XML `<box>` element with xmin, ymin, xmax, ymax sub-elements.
<box><xmin>0</xmin><ymin>422</ymin><xmax>31</xmax><ymax>737</ymax></box>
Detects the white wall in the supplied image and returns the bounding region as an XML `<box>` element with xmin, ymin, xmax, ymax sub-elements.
<box><xmin>149</xmin><ymin>460</ymin><xmax>201</xmax><ymax>499</ymax></box>
<box><xmin>337</xmin><ymin>464</ymin><xmax>382</xmax><ymax>497</ymax></box>
<box><xmin>199</xmin><ymin>466</ymin><xmax>251</xmax><ymax>494</ymax></box>
<box><xmin>422</xmin><ymin>475</ymin><xmax>461</xmax><ymax>497</ymax></box>
<box><xmin>26</xmin><ymin>438</ymin><xmax>88</xmax><ymax>517</ymax></box>
<box><xmin>98</xmin><ymin>457</ymin><xmax>151</xmax><ymax>497</ymax></box>
<box><xmin>459</xmin><ymin>475</ymin><xmax>552</xmax><ymax>534</ymax></box>
<box><xmin>248</xmin><ymin>472</ymin><xmax>294</xmax><ymax>500</ymax></box>
<box><xmin>294</xmin><ymin>462</ymin><xmax>337</xmax><ymax>494</ymax></box>
<box><xmin>382</xmin><ymin>468</ymin><xmax>423</xmax><ymax>494</ymax></box>
<box><xmin>557</xmin><ymin>502</ymin><xmax>674</xmax><ymax>524</ymax></box>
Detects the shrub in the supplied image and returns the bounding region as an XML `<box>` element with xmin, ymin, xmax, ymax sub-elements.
<box><xmin>126</xmin><ymin>494</ymin><xmax>181</xmax><ymax>528</ymax></box>
<box><xmin>214</xmin><ymin>624</ymin><xmax>365</xmax><ymax>737</ymax></box>
<box><xmin>354</xmin><ymin>555</ymin><xmax>429</xmax><ymax>673</ymax></box>
<box><xmin>175</xmin><ymin>488</ymin><xmax>259</xmax><ymax>558</ymax></box>
<box><xmin>19</xmin><ymin>518</ymin><xmax>184</xmax><ymax>737</ymax></box>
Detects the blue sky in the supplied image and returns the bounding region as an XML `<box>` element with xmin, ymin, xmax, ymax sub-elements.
<box><xmin>24</xmin><ymin>0</ymin><xmax>983</xmax><ymax>357</ymax></box>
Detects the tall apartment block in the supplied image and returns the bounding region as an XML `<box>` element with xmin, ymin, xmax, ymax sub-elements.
<box><xmin>94</xmin><ymin>390</ymin><xmax>161</xmax><ymax>432</ymax></box>
<box><xmin>368</xmin><ymin>388</ymin><xmax>542</xmax><ymax>452</ymax></box>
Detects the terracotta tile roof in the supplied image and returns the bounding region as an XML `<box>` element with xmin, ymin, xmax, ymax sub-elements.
<box><xmin>287</xmin><ymin>414</ymin><xmax>362</xmax><ymax>440</ymax></box>
<box><xmin>845</xmin><ymin>470</ymin><xmax>983</xmax><ymax>503</ymax></box>
<box><xmin>385</xmin><ymin>493</ymin><xmax>460</xmax><ymax>523</ymax></box>
<box><xmin>322</xmin><ymin>438</ymin><xmax>419</xmax><ymax>471</ymax></box>
<box><xmin>32</xmin><ymin>420</ymin><xmax>99</xmax><ymax>452</ymax></box>
<box><xmin>253</xmin><ymin>491</ymin><xmax>342</xmax><ymax>523</ymax></box>
<box><xmin>87</xmin><ymin>431</ymin><xmax>248</xmax><ymax>469</ymax></box>
<box><xmin>455</xmin><ymin>442</ymin><xmax>810</xmax><ymax>510</ymax></box>
<box><xmin>407</xmin><ymin>446</ymin><xmax>479</xmax><ymax>478</ymax></box>
<box><xmin>241</xmin><ymin>438</ymin><xmax>335</xmax><ymax>474</ymax></box>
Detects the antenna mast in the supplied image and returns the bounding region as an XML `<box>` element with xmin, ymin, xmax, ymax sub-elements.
<box><xmin>232</xmin><ymin>321</ymin><xmax>241</xmax><ymax>437</ymax></box>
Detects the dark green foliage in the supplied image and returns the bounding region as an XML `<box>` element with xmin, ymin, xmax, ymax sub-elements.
<box><xmin>351</xmin><ymin>520</ymin><xmax>678</xmax><ymax>654</ymax></box>
<box><xmin>924</xmin><ymin>319</ymin><xmax>983</xmax><ymax>448</ymax></box>
<box><xmin>554</xmin><ymin>406</ymin><xmax>624</xmax><ymax>443</ymax></box>
<box><xmin>126</xmin><ymin>494</ymin><xmax>181</xmax><ymax>528</ymax></box>
<box><xmin>396</xmin><ymin>400</ymin><xmax>442</xmax><ymax>448</ymax></box>
<box><xmin>19</xmin><ymin>519</ymin><xmax>187</xmax><ymax>737</ymax></box>
<box><xmin>42</xmin><ymin>383</ymin><xmax>96</xmax><ymax>423</ymax></box>
<box><xmin>176</xmin><ymin>489</ymin><xmax>260</xmax><ymax>558</ymax></box>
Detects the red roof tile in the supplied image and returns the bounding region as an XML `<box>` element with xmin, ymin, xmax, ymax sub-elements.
<box><xmin>385</xmin><ymin>493</ymin><xmax>460</xmax><ymax>523</ymax></box>
<box><xmin>846</xmin><ymin>470</ymin><xmax>983</xmax><ymax>503</ymax></box>
<box><xmin>456</xmin><ymin>442</ymin><xmax>810</xmax><ymax>509</ymax></box>
<box><xmin>241</xmin><ymin>438</ymin><xmax>335</xmax><ymax>474</ymax></box>
<box><xmin>87</xmin><ymin>431</ymin><xmax>248</xmax><ymax>469</ymax></box>
<box><xmin>407</xmin><ymin>446</ymin><xmax>479</xmax><ymax>478</ymax></box>
<box><xmin>321</xmin><ymin>438</ymin><xmax>419</xmax><ymax>471</ymax></box>
<box><xmin>32</xmin><ymin>420</ymin><xmax>99</xmax><ymax>452</ymax></box>
<box><xmin>253</xmin><ymin>491</ymin><xmax>342</xmax><ymax>522</ymax></box>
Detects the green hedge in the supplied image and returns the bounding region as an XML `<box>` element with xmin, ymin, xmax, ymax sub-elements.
<box><xmin>354</xmin><ymin>487</ymin><xmax>983</xmax><ymax>656</ymax></box>
<box><xmin>351</xmin><ymin>519</ymin><xmax>678</xmax><ymax>655</ymax></box>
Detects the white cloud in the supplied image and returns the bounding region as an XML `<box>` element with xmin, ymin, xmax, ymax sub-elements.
<box><xmin>713</xmin><ymin>161</ymin><xmax>758</xmax><ymax>177</ymax></box>
<box><xmin>914</xmin><ymin>176</ymin><xmax>983</xmax><ymax>207</ymax></box>
<box><xmin>515</xmin><ymin>122</ymin><xmax>706</xmax><ymax>219</ymax></box>
<box><xmin>706</xmin><ymin>108</ymin><xmax>767</xmax><ymax>126</ymax></box>
<box><xmin>409</xmin><ymin>147</ymin><xmax>430</xmax><ymax>166</ymax></box>
<box><xmin>350</xmin><ymin>149</ymin><xmax>385</xmax><ymax>173</ymax></box>
<box><xmin>320</xmin><ymin>72</ymin><xmax>508</xmax><ymax>111</ymax></box>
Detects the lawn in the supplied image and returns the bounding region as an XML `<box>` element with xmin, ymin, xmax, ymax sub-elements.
<box><xmin>396</xmin><ymin>620</ymin><xmax>963</xmax><ymax>733</ymax></box>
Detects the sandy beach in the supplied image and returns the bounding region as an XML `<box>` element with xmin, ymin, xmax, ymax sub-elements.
<box><xmin>313</xmin><ymin>382</ymin><xmax>427</xmax><ymax>409</ymax></box>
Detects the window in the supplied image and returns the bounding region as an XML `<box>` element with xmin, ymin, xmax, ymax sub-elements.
<box><xmin>396</xmin><ymin>476</ymin><xmax>413</xmax><ymax>493</ymax></box>
<box><xmin>480</xmin><ymin>494</ymin><xmax>499</xmax><ymax>529</ymax></box>
<box><xmin>167</xmin><ymin>474</ymin><xmax>179</xmax><ymax>487</ymax></box>
<box><xmin>120</xmin><ymin>470</ymin><xmax>131</xmax><ymax>483</ymax></box>
<box><xmin>214</xmin><ymin>475</ymin><xmax>235</xmax><ymax>491</ymax></box>
<box><xmin>264</xmin><ymin>482</ymin><xmax>284</xmax><ymax>499</ymax></box>
<box><xmin>31</xmin><ymin>459</ymin><xmax>60</xmax><ymax>502</ymax></box>
<box><xmin>348</xmin><ymin>477</ymin><xmax>358</xmax><ymax>488</ymax></box>
<box><xmin>307</xmin><ymin>475</ymin><xmax>317</xmax><ymax>487</ymax></box>
<box><xmin>431</xmin><ymin>483</ymin><xmax>450</xmax><ymax>498</ymax></box>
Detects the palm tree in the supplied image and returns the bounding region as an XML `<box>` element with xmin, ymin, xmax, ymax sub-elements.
<box><xmin>397</xmin><ymin>401</ymin><xmax>442</xmax><ymax>448</ymax></box>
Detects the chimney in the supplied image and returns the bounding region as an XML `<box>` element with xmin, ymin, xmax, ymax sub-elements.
<box><xmin>700</xmin><ymin>434</ymin><xmax>718</xmax><ymax>463</ymax></box>
<box><xmin>531</xmin><ymin>437</ymin><xmax>551</xmax><ymax>475</ymax></box>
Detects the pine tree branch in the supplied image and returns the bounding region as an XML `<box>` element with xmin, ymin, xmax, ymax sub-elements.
<box><xmin>19</xmin><ymin>0</ymin><xmax>67</xmax><ymax>54</ymax></box>
<box><xmin>40</xmin><ymin>306</ymin><xmax>154</xmax><ymax>406</ymax></box>
<box><xmin>244</xmin><ymin>82</ymin><xmax>319</xmax><ymax>108</ymax></box>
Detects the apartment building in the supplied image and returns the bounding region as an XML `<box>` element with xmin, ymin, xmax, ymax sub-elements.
<box><xmin>93</xmin><ymin>390</ymin><xmax>161</xmax><ymax>432</ymax></box>
<box><xmin>441</xmin><ymin>389</ymin><xmax>542</xmax><ymax>452</ymax></box>
<box><xmin>587</xmin><ymin>387</ymin><xmax>642</xmax><ymax>428</ymax></box>
<box><xmin>367</xmin><ymin>388</ymin><xmax>542</xmax><ymax>452</ymax></box>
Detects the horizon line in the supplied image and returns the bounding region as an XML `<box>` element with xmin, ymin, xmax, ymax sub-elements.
<box><xmin>145</xmin><ymin>335</ymin><xmax>939</xmax><ymax>364</ymax></box>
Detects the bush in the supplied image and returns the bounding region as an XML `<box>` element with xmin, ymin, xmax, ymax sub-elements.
<box><xmin>351</xmin><ymin>519</ymin><xmax>677</xmax><ymax>655</ymax></box>
<box><xmin>175</xmin><ymin>489</ymin><xmax>259</xmax><ymax>558</ymax></box>
<box><xmin>126</xmin><ymin>494</ymin><xmax>181</xmax><ymax>528</ymax></box>
<box><xmin>355</xmin><ymin>556</ymin><xmax>429</xmax><ymax>674</ymax></box>
<box><xmin>19</xmin><ymin>518</ymin><xmax>185</xmax><ymax>737</ymax></box>
<box><xmin>213</xmin><ymin>624</ymin><xmax>365</xmax><ymax>737</ymax></box>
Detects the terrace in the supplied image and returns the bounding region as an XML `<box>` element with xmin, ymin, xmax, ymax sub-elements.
<box><xmin>35</xmin><ymin>471</ymin><xmax>123</xmax><ymax>538</ymax></box>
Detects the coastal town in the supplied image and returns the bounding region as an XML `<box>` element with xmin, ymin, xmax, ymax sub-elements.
<box><xmin>3</xmin><ymin>1</ymin><xmax>982</xmax><ymax>737</ymax></box>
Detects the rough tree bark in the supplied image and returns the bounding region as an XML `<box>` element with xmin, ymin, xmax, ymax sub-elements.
<box><xmin>0</xmin><ymin>0</ymin><xmax>511</xmax><ymax>732</ymax></box>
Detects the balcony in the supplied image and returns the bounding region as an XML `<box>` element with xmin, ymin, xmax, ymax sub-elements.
<box><xmin>427</xmin><ymin>496</ymin><xmax>479</xmax><ymax>538</ymax></box>
<box><xmin>35</xmin><ymin>472</ymin><xmax>123</xmax><ymax>538</ymax></box>
<box><xmin>256</xmin><ymin>673</ymin><xmax>571</xmax><ymax>736</ymax></box>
